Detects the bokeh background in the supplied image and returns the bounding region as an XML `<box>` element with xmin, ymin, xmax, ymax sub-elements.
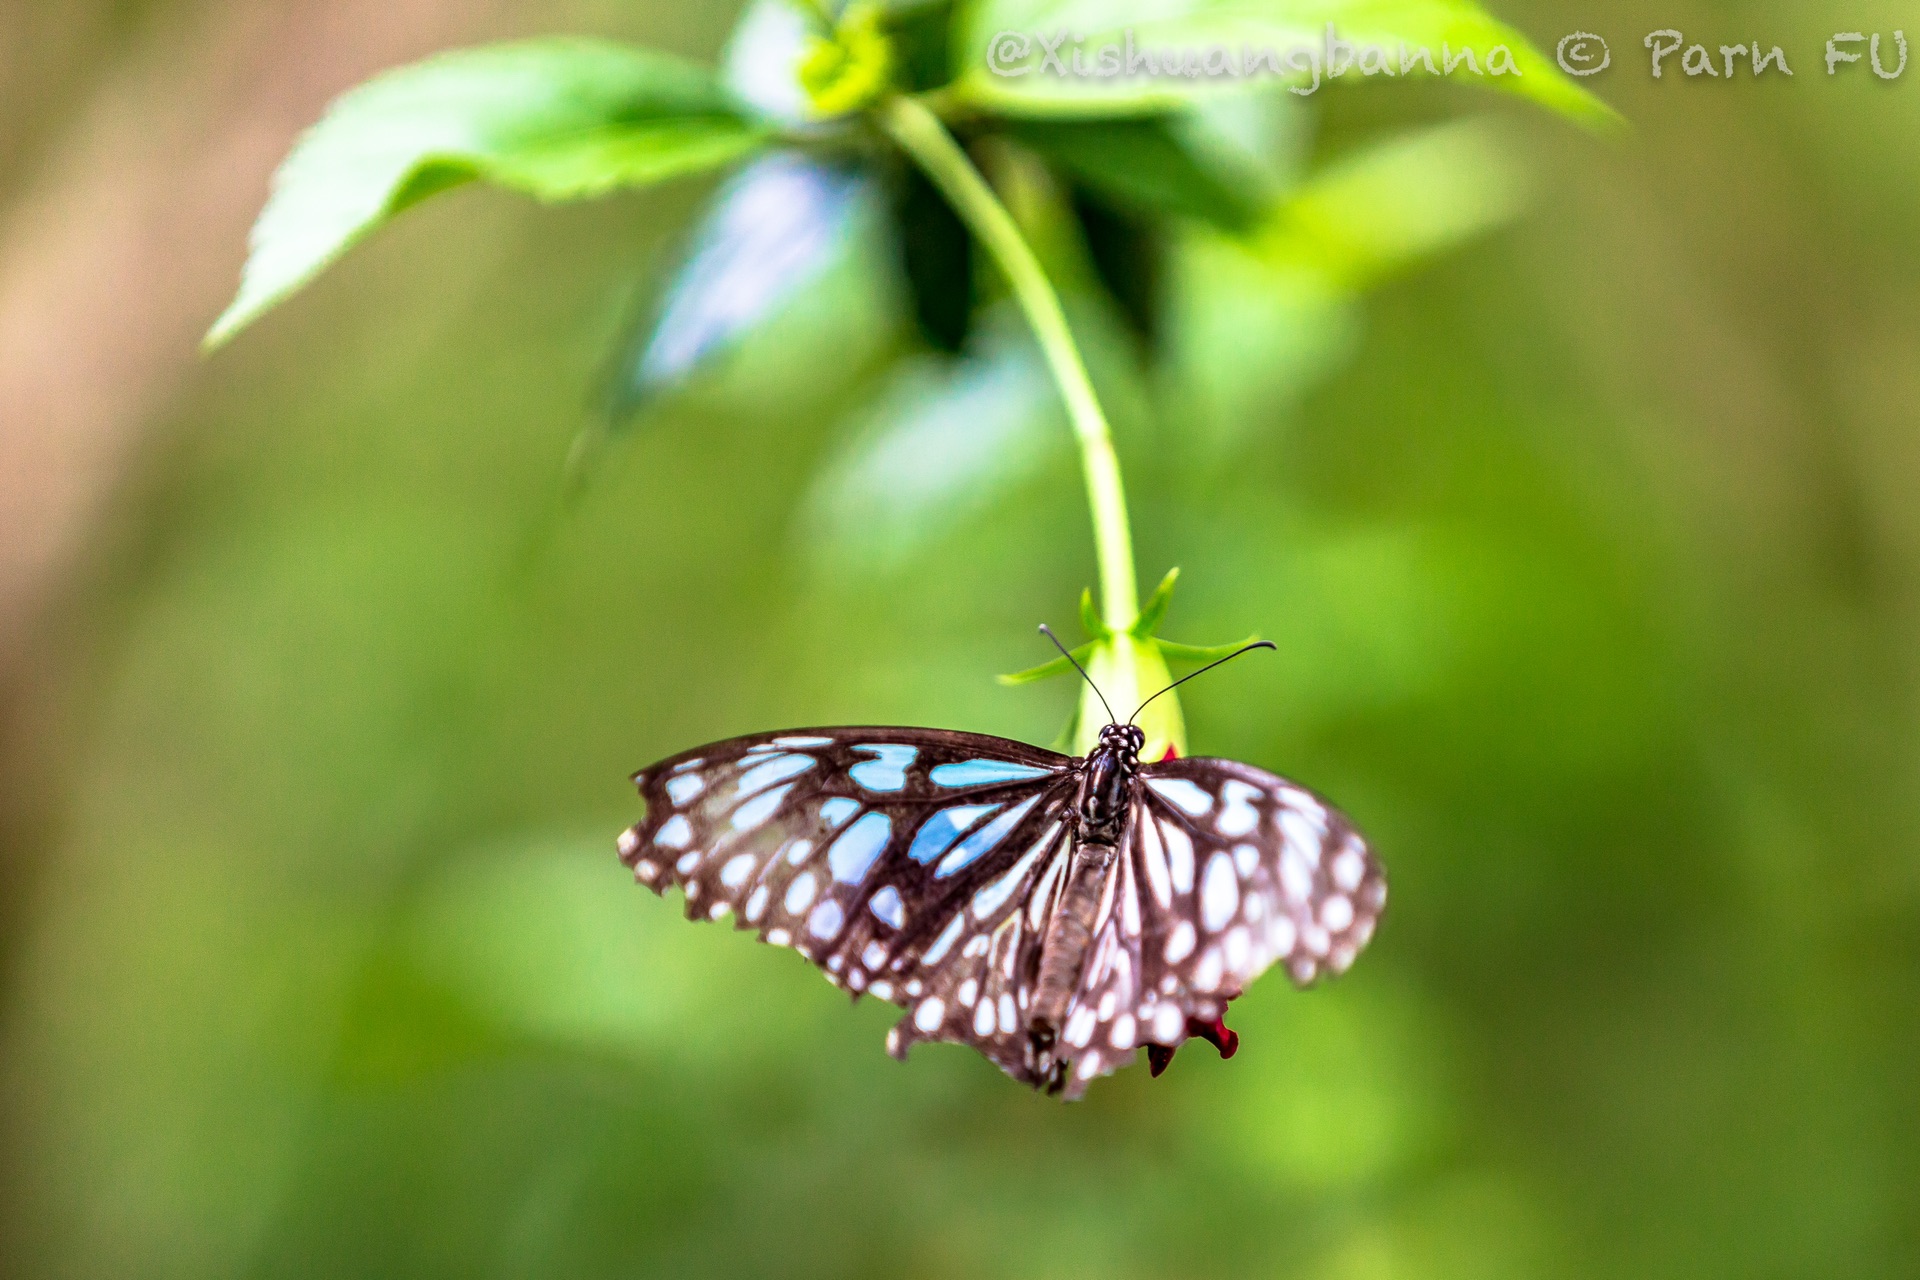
<box><xmin>4</xmin><ymin>1</ymin><xmax>1919</xmax><ymax>1277</ymax></box>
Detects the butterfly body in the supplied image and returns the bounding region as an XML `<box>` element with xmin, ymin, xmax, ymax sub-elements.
<box><xmin>620</xmin><ymin>721</ymin><xmax>1383</xmax><ymax>1099</ymax></box>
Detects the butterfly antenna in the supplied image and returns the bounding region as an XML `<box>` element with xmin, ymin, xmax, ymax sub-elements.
<box><xmin>1038</xmin><ymin>624</ymin><xmax>1117</xmax><ymax>725</ymax></box>
<box><xmin>1129</xmin><ymin>641</ymin><xmax>1277</xmax><ymax>725</ymax></box>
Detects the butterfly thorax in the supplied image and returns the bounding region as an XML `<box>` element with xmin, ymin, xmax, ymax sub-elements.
<box><xmin>1028</xmin><ymin>723</ymin><xmax>1144</xmax><ymax>1084</ymax></box>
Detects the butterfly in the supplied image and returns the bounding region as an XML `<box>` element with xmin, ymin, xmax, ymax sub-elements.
<box><xmin>617</xmin><ymin>641</ymin><xmax>1385</xmax><ymax>1099</ymax></box>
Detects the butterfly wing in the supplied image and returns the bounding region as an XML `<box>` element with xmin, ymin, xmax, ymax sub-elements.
<box><xmin>621</xmin><ymin>727</ymin><xmax>1080</xmax><ymax>1082</ymax></box>
<box><xmin>1041</xmin><ymin>756</ymin><xmax>1386</xmax><ymax>1097</ymax></box>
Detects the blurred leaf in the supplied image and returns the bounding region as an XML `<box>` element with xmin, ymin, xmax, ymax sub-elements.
<box><xmin>610</xmin><ymin>152</ymin><xmax>877</xmax><ymax>414</ymax></box>
<box><xmin>891</xmin><ymin>160</ymin><xmax>976</xmax><ymax>352</ymax></box>
<box><xmin>1008</xmin><ymin>117</ymin><xmax>1263</xmax><ymax>230</ymax></box>
<box><xmin>1173</xmin><ymin>115</ymin><xmax>1530</xmax><ymax>445</ymax></box>
<box><xmin>951</xmin><ymin>0</ymin><xmax>1618</xmax><ymax>126</ymax></box>
<box><xmin>887</xmin><ymin>0</ymin><xmax>960</xmax><ymax>92</ymax></box>
<box><xmin>207</xmin><ymin>40</ymin><xmax>769</xmax><ymax>347</ymax></box>
<box><xmin>1270</xmin><ymin>113</ymin><xmax>1532</xmax><ymax>288</ymax></box>
<box><xmin>799</xmin><ymin>308</ymin><xmax>1062</xmax><ymax>573</ymax></box>
<box><xmin>1070</xmin><ymin>188</ymin><xmax>1165</xmax><ymax>349</ymax></box>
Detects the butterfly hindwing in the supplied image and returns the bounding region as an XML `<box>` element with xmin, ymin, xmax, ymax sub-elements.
<box><xmin>621</xmin><ymin>728</ymin><xmax>1079</xmax><ymax>1040</ymax></box>
<box><xmin>1038</xmin><ymin>757</ymin><xmax>1386</xmax><ymax>1096</ymax></box>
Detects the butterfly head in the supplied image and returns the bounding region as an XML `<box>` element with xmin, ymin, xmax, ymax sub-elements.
<box><xmin>1097</xmin><ymin>722</ymin><xmax>1145</xmax><ymax>761</ymax></box>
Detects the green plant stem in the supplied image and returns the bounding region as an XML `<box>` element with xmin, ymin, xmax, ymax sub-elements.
<box><xmin>879</xmin><ymin>94</ymin><xmax>1141</xmax><ymax>636</ymax></box>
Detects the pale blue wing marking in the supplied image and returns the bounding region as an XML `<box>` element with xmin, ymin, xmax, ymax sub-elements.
<box><xmin>935</xmin><ymin>794</ymin><xmax>1042</xmax><ymax>878</ymax></box>
<box><xmin>774</xmin><ymin>735</ymin><xmax>834</xmax><ymax>747</ymax></box>
<box><xmin>849</xmin><ymin>744</ymin><xmax>918</xmax><ymax>792</ymax></box>
<box><xmin>1147</xmin><ymin>777</ymin><xmax>1214</xmax><ymax>816</ymax></box>
<box><xmin>730</xmin><ymin>782</ymin><xmax>794</xmax><ymax>831</ymax></box>
<box><xmin>735</xmin><ymin>752</ymin><xmax>815</xmax><ymax>796</ymax></box>
<box><xmin>907</xmin><ymin>803</ymin><xmax>1000</xmax><ymax>865</ymax></box>
<box><xmin>820</xmin><ymin>796</ymin><xmax>860</xmax><ymax>829</ymax></box>
<box><xmin>869</xmin><ymin>885</ymin><xmax>905</xmax><ymax>929</ymax></box>
<box><xmin>828</xmin><ymin>811</ymin><xmax>892</xmax><ymax>883</ymax></box>
<box><xmin>656</xmin><ymin>814</ymin><xmax>693</xmax><ymax>849</ymax></box>
<box><xmin>665</xmin><ymin>773</ymin><xmax>705</xmax><ymax>806</ymax></box>
<box><xmin>928</xmin><ymin>759</ymin><xmax>1054</xmax><ymax>788</ymax></box>
<box><xmin>968</xmin><ymin>822</ymin><xmax>1057</xmax><ymax>920</ymax></box>
<box><xmin>808</xmin><ymin>899</ymin><xmax>845</xmax><ymax>940</ymax></box>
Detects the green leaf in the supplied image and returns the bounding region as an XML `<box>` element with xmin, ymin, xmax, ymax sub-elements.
<box><xmin>1006</xmin><ymin>118</ymin><xmax>1263</xmax><ymax>230</ymax></box>
<box><xmin>997</xmin><ymin>639</ymin><xmax>1098</xmax><ymax>685</ymax></box>
<box><xmin>207</xmin><ymin>39</ymin><xmax>772</xmax><ymax>348</ymax></box>
<box><xmin>952</xmin><ymin>0</ymin><xmax>1618</xmax><ymax>128</ymax></box>
<box><xmin>1131</xmin><ymin>566</ymin><xmax>1181</xmax><ymax>636</ymax></box>
<box><xmin>1156</xmin><ymin>635</ymin><xmax>1262</xmax><ymax>662</ymax></box>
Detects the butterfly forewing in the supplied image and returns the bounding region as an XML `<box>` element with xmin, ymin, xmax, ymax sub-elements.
<box><xmin>621</xmin><ymin>727</ymin><xmax>1081</xmax><ymax>1068</ymax></box>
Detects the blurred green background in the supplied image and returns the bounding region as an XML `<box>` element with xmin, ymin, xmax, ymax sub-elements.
<box><xmin>4</xmin><ymin>1</ymin><xmax>1919</xmax><ymax>1277</ymax></box>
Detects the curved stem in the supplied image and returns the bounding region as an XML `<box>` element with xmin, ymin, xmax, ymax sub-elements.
<box><xmin>879</xmin><ymin>94</ymin><xmax>1140</xmax><ymax>634</ymax></box>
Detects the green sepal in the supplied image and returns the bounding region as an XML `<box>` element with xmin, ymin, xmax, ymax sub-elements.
<box><xmin>1130</xmin><ymin>566</ymin><xmax>1180</xmax><ymax>638</ymax></box>
<box><xmin>996</xmin><ymin>641</ymin><xmax>1098</xmax><ymax>686</ymax></box>
<box><xmin>1154</xmin><ymin>635</ymin><xmax>1263</xmax><ymax>663</ymax></box>
<box><xmin>1079</xmin><ymin>587</ymin><xmax>1110</xmax><ymax>639</ymax></box>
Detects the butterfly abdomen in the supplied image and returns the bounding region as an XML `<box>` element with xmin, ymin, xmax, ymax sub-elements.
<box><xmin>1029</xmin><ymin>839</ymin><xmax>1117</xmax><ymax>1057</ymax></box>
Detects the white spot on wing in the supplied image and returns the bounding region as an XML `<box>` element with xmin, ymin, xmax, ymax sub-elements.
<box><xmin>1332</xmin><ymin>846</ymin><xmax>1366</xmax><ymax>893</ymax></box>
<box><xmin>998</xmin><ymin>993</ymin><xmax>1017</xmax><ymax>1034</ymax></box>
<box><xmin>1161</xmin><ymin>820</ymin><xmax>1194</xmax><ymax>893</ymax></box>
<box><xmin>862</xmin><ymin>941</ymin><xmax>887</xmax><ymax>971</ymax></box>
<box><xmin>1321</xmin><ymin>894</ymin><xmax>1354</xmax><ymax>932</ymax></box>
<box><xmin>655</xmin><ymin>815</ymin><xmax>693</xmax><ymax>850</ymax></box>
<box><xmin>730</xmin><ymin>782</ymin><xmax>793</xmax><ymax>831</ymax></box>
<box><xmin>1165</xmin><ymin>920</ymin><xmax>1196</xmax><ymax>963</ymax></box>
<box><xmin>970</xmin><ymin>823</ymin><xmax>1054</xmax><ymax>920</ymax></box>
<box><xmin>819</xmin><ymin>797</ymin><xmax>859</xmax><ymax>829</ymax></box>
<box><xmin>1233</xmin><ymin>843</ymin><xmax>1258</xmax><ymax>878</ymax></box>
<box><xmin>1194</xmin><ymin>946</ymin><xmax>1224</xmax><ymax>991</ymax></box>
<box><xmin>1280</xmin><ymin>809</ymin><xmax>1325</xmax><ymax>866</ymax></box>
<box><xmin>808</xmin><ymin>899</ymin><xmax>844</xmax><ymax>939</ymax></box>
<box><xmin>914</xmin><ymin>997</ymin><xmax>945</xmax><ymax>1031</ymax></box>
<box><xmin>784</xmin><ymin>873</ymin><xmax>818</xmax><ymax>914</ymax></box>
<box><xmin>957</xmin><ymin>978</ymin><xmax>978</xmax><ymax>1006</ymax></box>
<box><xmin>1224</xmin><ymin>925</ymin><xmax>1251</xmax><ymax>973</ymax></box>
<box><xmin>1218</xmin><ymin>779</ymin><xmax>1260</xmax><ymax>835</ymax></box>
<box><xmin>921</xmin><ymin>912</ymin><xmax>966</xmax><ymax>965</ymax></box>
<box><xmin>1201</xmin><ymin>853</ymin><xmax>1239</xmax><ymax>932</ymax></box>
<box><xmin>720</xmin><ymin>854</ymin><xmax>756</xmax><ymax>888</ymax></box>
<box><xmin>745</xmin><ymin>885</ymin><xmax>768</xmax><ymax>921</ymax></box>
<box><xmin>827</xmin><ymin>811</ymin><xmax>891</xmax><ymax>883</ymax></box>
<box><xmin>734</xmin><ymin>753</ymin><xmax>813</xmax><ymax>796</ymax></box>
<box><xmin>773</xmin><ymin>735</ymin><xmax>833</xmax><ymax>747</ymax></box>
<box><xmin>868</xmin><ymin>885</ymin><xmax>905</xmax><ymax>929</ymax></box>
<box><xmin>784</xmin><ymin>838</ymin><xmax>814</xmax><ymax>866</ymax></box>
<box><xmin>972</xmin><ymin>1000</ymin><xmax>995</xmax><ymax>1037</ymax></box>
<box><xmin>1148</xmin><ymin>777</ymin><xmax>1213</xmax><ymax>816</ymax></box>
<box><xmin>1063</xmin><ymin>1006</ymin><xmax>1096</xmax><ymax>1047</ymax></box>
<box><xmin>1110</xmin><ymin>1014</ymin><xmax>1136</xmax><ymax>1050</ymax></box>
<box><xmin>1152</xmin><ymin>1004</ymin><xmax>1182</xmax><ymax>1043</ymax></box>
<box><xmin>1138</xmin><ymin>818</ymin><xmax>1172</xmax><ymax>908</ymax></box>
<box><xmin>1280</xmin><ymin>846</ymin><xmax>1313</xmax><ymax>903</ymax></box>
<box><xmin>675</xmin><ymin>851</ymin><xmax>701</xmax><ymax>876</ymax></box>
